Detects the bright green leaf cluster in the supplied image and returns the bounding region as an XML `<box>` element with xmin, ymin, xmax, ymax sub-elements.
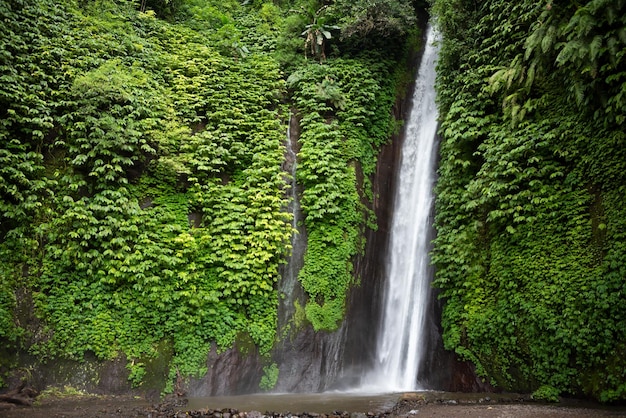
<box><xmin>0</xmin><ymin>0</ymin><xmax>291</xmax><ymax>389</ymax></box>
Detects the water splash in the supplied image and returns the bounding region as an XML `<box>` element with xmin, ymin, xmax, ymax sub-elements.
<box><xmin>369</xmin><ymin>25</ymin><xmax>440</xmax><ymax>392</ymax></box>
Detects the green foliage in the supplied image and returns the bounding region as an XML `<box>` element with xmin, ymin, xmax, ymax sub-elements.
<box><xmin>64</xmin><ymin>59</ymin><xmax>160</xmax><ymax>189</ymax></box>
<box><xmin>275</xmin><ymin>11</ymin><xmax>310</xmax><ymax>71</ymax></box>
<box><xmin>432</xmin><ymin>0</ymin><xmax>626</xmax><ymax>402</ymax></box>
<box><xmin>259</xmin><ymin>362</ymin><xmax>279</xmax><ymax>390</ymax></box>
<box><xmin>137</xmin><ymin>0</ymin><xmax>185</xmax><ymax>19</ymax></box>
<box><xmin>0</xmin><ymin>285</ymin><xmax>16</xmax><ymax>343</ymax></box>
<box><xmin>331</xmin><ymin>0</ymin><xmax>417</xmax><ymax>45</ymax></box>
<box><xmin>37</xmin><ymin>384</ymin><xmax>88</xmax><ymax>399</ymax></box>
<box><xmin>0</xmin><ymin>0</ymin><xmax>291</xmax><ymax>390</ymax></box>
<box><xmin>532</xmin><ymin>385</ymin><xmax>560</xmax><ymax>403</ymax></box>
<box><xmin>297</xmin><ymin>5</ymin><xmax>340</xmax><ymax>63</ymax></box>
<box><xmin>287</xmin><ymin>58</ymin><xmax>401</xmax><ymax>330</ymax></box>
<box><xmin>127</xmin><ymin>361</ymin><xmax>147</xmax><ymax>387</ymax></box>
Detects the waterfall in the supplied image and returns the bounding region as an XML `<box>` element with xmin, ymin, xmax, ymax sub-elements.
<box><xmin>278</xmin><ymin>112</ymin><xmax>305</xmax><ymax>330</ymax></box>
<box><xmin>369</xmin><ymin>24</ymin><xmax>440</xmax><ymax>392</ymax></box>
<box><xmin>286</xmin><ymin>113</ymin><xmax>299</xmax><ymax>244</ymax></box>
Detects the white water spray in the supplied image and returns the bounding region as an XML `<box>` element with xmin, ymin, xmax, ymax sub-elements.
<box><xmin>370</xmin><ymin>25</ymin><xmax>440</xmax><ymax>392</ymax></box>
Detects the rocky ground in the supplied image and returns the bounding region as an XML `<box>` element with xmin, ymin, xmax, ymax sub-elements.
<box><xmin>1</xmin><ymin>391</ymin><xmax>626</xmax><ymax>418</ymax></box>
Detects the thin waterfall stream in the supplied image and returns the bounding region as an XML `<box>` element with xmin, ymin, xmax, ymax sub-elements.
<box><xmin>367</xmin><ymin>24</ymin><xmax>440</xmax><ymax>392</ymax></box>
<box><xmin>278</xmin><ymin>112</ymin><xmax>304</xmax><ymax>330</ymax></box>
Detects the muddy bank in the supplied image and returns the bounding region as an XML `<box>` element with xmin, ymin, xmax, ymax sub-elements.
<box><xmin>2</xmin><ymin>391</ymin><xmax>626</xmax><ymax>418</ymax></box>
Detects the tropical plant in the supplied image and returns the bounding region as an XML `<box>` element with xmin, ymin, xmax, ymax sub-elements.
<box><xmin>299</xmin><ymin>5</ymin><xmax>340</xmax><ymax>62</ymax></box>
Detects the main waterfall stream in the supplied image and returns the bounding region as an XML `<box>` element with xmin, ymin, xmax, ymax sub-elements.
<box><xmin>367</xmin><ymin>24</ymin><xmax>440</xmax><ymax>392</ymax></box>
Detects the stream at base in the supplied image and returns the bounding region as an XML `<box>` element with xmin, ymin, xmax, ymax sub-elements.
<box><xmin>187</xmin><ymin>392</ymin><xmax>401</xmax><ymax>414</ymax></box>
<box><xmin>186</xmin><ymin>392</ymin><xmax>626</xmax><ymax>417</ymax></box>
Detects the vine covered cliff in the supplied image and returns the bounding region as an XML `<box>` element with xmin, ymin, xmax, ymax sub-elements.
<box><xmin>0</xmin><ymin>0</ymin><xmax>421</xmax><ymax>394</ymax></box>
<box><xmin>2</xmin><ymin>0</ymin><xmax>625</xmax><ymax>403</ymax></box>
<box><xmin>432</xmin><ymin>0</ymin><xmax>626</xmax><ymax>402</ymax></box>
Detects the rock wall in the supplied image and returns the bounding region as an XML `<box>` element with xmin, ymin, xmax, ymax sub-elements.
<box><xmin>186</xmin><ymin>344</ymin><xmax>265</xmax><ymax>396</ymax></box>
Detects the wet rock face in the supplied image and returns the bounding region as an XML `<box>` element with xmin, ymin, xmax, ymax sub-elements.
<box><xmin>4</xmin><ymin>353</ymin><xmax>136</xmax><ymax>396</ymax></box>
<box><xmin>272</xmin><ymin>326</ymin><xmax>346</xmax><ymax>393</ymax></box>
<box><xmin>445</xmin><ymin>360</ymin><xmax>494</xmax><ymax>393</ymax></box>
<box><xmin>272</xmin><ymin>328</ymin><xmax>324</xmax><ymax>393</ymax></box>
<box><xmin>185</xmin><ymin>344</ymin><xmax>264</xmax><ymax>397</ymax></box>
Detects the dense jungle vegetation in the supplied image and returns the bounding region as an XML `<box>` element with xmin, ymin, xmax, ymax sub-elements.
<box><xmin>432</xmin><ymin>0</ymin><xmax>626</xmax><ymax>403</ymax></box>
<box><xmin>2</xmin><ymin>0</ymin><xmax>625</xmax><ymax>403</ymax></box>
<box><xmin>0</xmin><ymin>0</ymin><xmax>420</xmax><ymax>392</ymax></box>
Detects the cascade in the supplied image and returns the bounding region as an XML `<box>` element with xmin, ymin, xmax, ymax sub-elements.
<box><xmin>273</xmin><ymin>113</ymin><xmax>346</xmax><ymax>393</ymax></box>
<box><xmin>278</xmin><ymin>112</ymin><xmax>305</xmax><ymax>329</ymax></box>
<box><xmin>368</xmin><ymin>24</ymin><xmax>440</xmax><ymax>392</ymax></box>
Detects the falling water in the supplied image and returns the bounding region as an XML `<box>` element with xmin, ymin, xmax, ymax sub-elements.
<box><xmin>285</xmin><ymin>112</ymin><xmax>299</xmax><ymax>251</ymax></box>
<box><xmin>278</xmin><ymin>112</ymin><xmax>305</xmax><ymax>330</ymax></box>
<box><xmin>370</xmin><ymin>25</ymin><xmax>440</xmax><ymax>392</ymax></box>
